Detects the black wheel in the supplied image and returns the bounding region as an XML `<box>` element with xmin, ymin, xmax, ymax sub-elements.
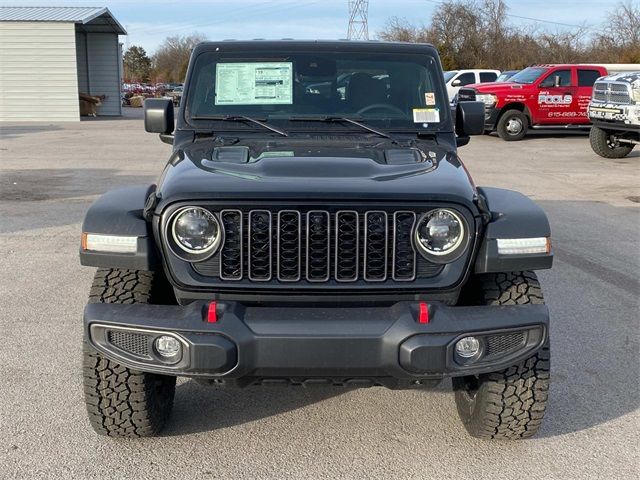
<box><xmin>589</xmin><ymin>126</ymin><xmax>634</xmax><ymax>158</ymax></box>
<box><xmin>496</xmin><ymin>109</ymin><xmax>528</xmax><ymax>141</ymax></box>
<box><xmin>83</xmin><ymin>269</ymin><xmax>176</xmax><ymax>437</ymax></box>
<box><xmin>453</xmin><ymin>272</ymin><xmax>550</xmax><ymax>439</ymax></box>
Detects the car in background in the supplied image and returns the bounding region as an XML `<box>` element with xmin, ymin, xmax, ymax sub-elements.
<box><xmin>443</xmin><ymin>69</ymin><xmax>501</xmax><ymax>101</ymax></box>
<box><xmin>167</xmin><ymin>85</ymin><xmax>183</xmax><ymax>106</ymax></box>
<box><xmin>164</xmin><ymin>83</ymin><xmax>183</xmax><ymax>92</ymax></box>
<box><xmin>495</xmin><ymin>70</ymin><xmax>519</xmax><ymax>82</ymax></box>
<box><xmin>458</xmin><ymin>64</ymin><xmax>608</xmax><ymax>140</ymax></box>
<box><xmin>588</xmin><ymin>71</ymin><xmax>640</xmax><ymax>158</ymax></box>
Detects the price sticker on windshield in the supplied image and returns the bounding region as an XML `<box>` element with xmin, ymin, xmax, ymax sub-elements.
<box><xmin>413</xmin><ymin>108</ymin><xmax>440</xmax><ymax>123</ymax></box>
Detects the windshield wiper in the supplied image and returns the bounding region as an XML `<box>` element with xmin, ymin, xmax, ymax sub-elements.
<box><xmin>288</xmin><ymin>115</ymin><xmax>393</xmax><ymax>140</ymax></box>
<box><xmin>192</xmin><ymin>115</ymin><xmax>288</xmax><ymax>137</ymax></box>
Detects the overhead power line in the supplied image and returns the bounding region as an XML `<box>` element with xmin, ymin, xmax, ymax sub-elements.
<box><xmin>422</xmin><ymin>0</ymin><xmax>608</xmax><ymax>33</ymax></box>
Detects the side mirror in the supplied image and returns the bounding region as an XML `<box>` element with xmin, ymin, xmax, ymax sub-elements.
<box><xmin>144</xmin><ymin>98</ymin><xmax>174</xmax><ymax>135</ymax></box>
<box><xmin>451</xmin><ymin>79</ymin><xmax>461</xmax><ymax>86</ymax></box>
<box><xmin>455</xmin><ymin>101</ymin><xmax>484</xmax><ymax>147</ymax></box>
<box><xmin>456</xmin><ymin>101</ymin><xmax>484</xmax><ymax>133</ymax></box>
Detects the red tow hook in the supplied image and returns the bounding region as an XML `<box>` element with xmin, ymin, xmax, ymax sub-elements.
<box><xmin>418</xmin><ymin>302</ymin><xmax>429</xmax><ymax>324</ymax></box>
<box><xmin>207</xmin><ymin>301</ymin><xmax>218</xmax><ymax>323</ymax></box>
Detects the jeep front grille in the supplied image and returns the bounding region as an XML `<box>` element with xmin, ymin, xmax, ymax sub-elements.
<box><xmin>192</xmin><ymin>207</ymin><xmax>443</xmax><ymax>283</ymax></box>
<box><xmin>593</xmin><ymin>82</ymin><xmax>632</xmax><ymax>105</ymax></box>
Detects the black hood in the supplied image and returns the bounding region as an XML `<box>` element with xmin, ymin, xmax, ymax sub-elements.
<box><xmin>156</xmin><ymin>137</ymin><xmax>477</xmax><ymax>210</ymax></box>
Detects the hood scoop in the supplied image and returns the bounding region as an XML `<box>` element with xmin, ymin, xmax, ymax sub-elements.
<box><xmin>208</xmin><ymin>146</ymin><xmax>432</xmax><ymax>167</ymax></box>
<box><xmin>384</xmin><ymin>148</ymin><xmax>429</xmax><ymax>165</ymax></box>
<box><xmin>211</xmin><ymin>146</ymin><xmax>249</xmax><ymax>164</ymax></box>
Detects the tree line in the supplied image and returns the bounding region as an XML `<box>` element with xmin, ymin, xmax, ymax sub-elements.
<box><xmin>124</xmin><ymin>34</ymin><xmax>206</xmax><ymax>83</ymax></box>
<box><xmin>124</xmin><ymin>0</ymin><xmax>640</xmax><ymax>82</ymax></box>
<box><xmin>378</xmin><ymin>0</ymin><xmax>639</xmax><ymax>70</ymax></box>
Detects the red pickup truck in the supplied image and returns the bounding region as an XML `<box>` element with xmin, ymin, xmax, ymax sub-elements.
<box><xmin>457</xmin><ymin>64</ymin><xmax>608</xmax><ymax>140</ymax></box>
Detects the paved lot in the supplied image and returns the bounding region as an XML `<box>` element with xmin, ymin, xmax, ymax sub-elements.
<box><xmin>1</xmin><ymin>109</ymin><xmax>638</xmax><ymax>479</ymax></box>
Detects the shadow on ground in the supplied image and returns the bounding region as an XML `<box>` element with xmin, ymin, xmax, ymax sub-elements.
<box><xmin>0</xmin><ymin>168</ymin><xmax>155</xmax><ymax>233</ymax></box>
<box><xmin>0</xmin><ymin>124</ymin><xmax>64</xmax><ymax>140</ymax></box>
<box><xmin>163</xmin><ymin>382</ymin><xmax>346</xmax><ymax>436</ymax></box>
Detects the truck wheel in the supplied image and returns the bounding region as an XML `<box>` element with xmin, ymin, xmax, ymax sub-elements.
<box><xmin>496</xmin><ymin>110</ymin><xmax>528</xmax><ymax>141</ymax></box>
<box><xmin>83</xmin><ymin>269</ymin><xmax>176</xmax><ymax>437</ymax></box>
<box><xmin>589</xmin><ymin>126</ymin><xmax>634</xmax><ymax>158</ymax></box>
<box><xmin>453</xmin><ymin>271</ymin><xmax>550</xmax><ymax>439</ymax></box>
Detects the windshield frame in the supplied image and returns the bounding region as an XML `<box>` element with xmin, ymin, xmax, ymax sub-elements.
<box><xmin>181</xmin><ymin>46</ymin><xmax>453</xmax><ymax>135</ymax></box>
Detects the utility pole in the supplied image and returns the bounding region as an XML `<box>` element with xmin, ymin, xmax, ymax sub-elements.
<box><xmin>347</xmin><ymin>0</ymin><xmax>369</xmax><ymax>40</ymax></box>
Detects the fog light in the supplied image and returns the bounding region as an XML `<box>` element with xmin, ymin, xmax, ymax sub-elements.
<box><xmin>154</xmin><ymin>335</ymin><xmax>181</xmax><ymax>360</ymax></box>
<box><xmin>455</xmin><ymin>336</ymin><xmax>482</xmax><ymax>363</ymax></box>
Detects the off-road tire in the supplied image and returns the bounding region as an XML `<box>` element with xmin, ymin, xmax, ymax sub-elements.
<box><xmin>589</xmin><ymin>126</ymin><xmax>634</xmax><ymax>158</ymax></box>
<box><xmin>453</xmin><ymin>271</ymin><xmax>550</xmax><ymax>439</ymax></box>
<box><xmin>83</xmin><ymin>269</ymin><xmax>176</xmax><ymax>437</ymax></box>
<box><xmin>496</xmin><ymin>109</ymin><xmax>528</xmax><ymax>141</ymax></box>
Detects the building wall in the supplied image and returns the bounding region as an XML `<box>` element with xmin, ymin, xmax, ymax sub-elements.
<box><xmin>75</xmin><ymin>31</ymin><xmax>89</xmax><ymax>93</ymax></box>
<box><xmin>76</xmin><ymin>31</ymin><xmax>122</xmax><ymax>116</ymax></box>
<box><xmin>0</xmin><ymin>21</ymin><xmax>79</xmax><ymax>122</ymax></box>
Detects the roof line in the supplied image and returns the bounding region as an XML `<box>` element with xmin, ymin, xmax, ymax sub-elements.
<box><xmin>79</xmin><ymin>6</ymin><xmax>107</xmax><ymax>24</ymax></box>
<box><xmin>0</xmin><ymin>6</ymin><xmax>126</xmax><ymax>34</ymax></box>
<box><xmin>81</xmin><ymin>6</ymin><xmax>127</xmax><ymax>34</ymax></box>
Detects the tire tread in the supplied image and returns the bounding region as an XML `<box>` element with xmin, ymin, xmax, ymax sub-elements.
<box><xmin>454</xmin><ymin>271</ymin><xmax>549</xmax><ymax>439</ymax></box>
<box><xmin>83</xmin><ymin>268</ymin><xmax>176</xmax><ymax>438</ymax></box>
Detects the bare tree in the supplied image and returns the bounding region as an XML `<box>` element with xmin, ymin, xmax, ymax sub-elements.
<box><xmin>590</xmin><ymin>1</ymin><xmax>640</xmax><ymax>62</ymax></box>
<box><xmin>378</xmin><ymin>17</ymin><xmax>428</xmax><ymax>43</ymax></box>
<box><xmin>151</xmin><ymin>34</ymin><xmax>208</xmax><ymax>83</ymax></box>
<box><xmin>376</xmin><ymin>0</ymin><xmax>640</xmax><ymax>68</ymax></box>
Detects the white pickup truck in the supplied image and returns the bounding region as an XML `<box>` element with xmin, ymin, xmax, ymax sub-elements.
<box><xmin>588</xmin><ymin>71</ymin><xmax>640</xmax><ymax>158</ymax></box>
<box><xmin>444</xmin><ymin>69</ymin><xmax>500</xmax><ymax>102</ymax></box>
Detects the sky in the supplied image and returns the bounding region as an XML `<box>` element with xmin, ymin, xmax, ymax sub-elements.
<box><xmin>4</xmin><ymin>0</ymin><xmax>620</xmax><ymax>54</ymax></box>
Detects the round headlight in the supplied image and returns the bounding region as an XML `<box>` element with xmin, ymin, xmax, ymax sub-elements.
<box><xmin>170</xmin><ymin>207</ymin><xmax>222</xmax><ymax>256</ymax></box>
<box><xmin>414</xmin><ymin>209</ymin><xmax>467</xmax><ymax>261</ymax></box>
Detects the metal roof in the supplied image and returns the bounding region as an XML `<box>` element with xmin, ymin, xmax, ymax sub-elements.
<box><xmin>0</xmin><ymin>6</ymin><xmax>126</xmax><ymax>34</ymax></box>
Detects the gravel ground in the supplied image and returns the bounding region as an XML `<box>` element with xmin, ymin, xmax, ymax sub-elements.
<box><xmin>1</xmin><ymin>109</ymin><xmax>638</xmax><ymax>479</ymax></box>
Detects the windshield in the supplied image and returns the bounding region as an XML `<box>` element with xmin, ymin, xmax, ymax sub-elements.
<box><xmin>496</xmin><ymin>71</ymin><xmax>518</xmax><ymax>82</ymax></box>
<box><xmin>185</xmin><ymin>49</ymin><xmax>448</xmax><ymax>132</ymax></box>
<box><xmin>509</xmin><ymin>67</ymin><xmax>548</xmax><ymax>84</ymax></box>
<box><xmin>443</xmin><ymin>71</ymin><xmax>458</xmax><ymax>82</ymax></box>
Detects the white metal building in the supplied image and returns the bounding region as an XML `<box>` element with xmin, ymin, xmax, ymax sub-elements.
<box><xmin>0</xmin><ymin>6</ymin><xmax>126</xmax><ymax>122</ymax></box>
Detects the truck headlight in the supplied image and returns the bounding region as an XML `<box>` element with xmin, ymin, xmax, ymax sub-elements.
<box><xmin>414</xmin><ymin>209</ymin><xmax>468</xmax><ymax>263</ymax></box>
<box><xmin>475</xmin><ymin>94</ymin><xmax>497</xmax><ymax>107</ymax></box>
<box><xmin>632</xmin><ymin>88</ymin><xmax>640</xmax><ymax>103</ymax></box>
<box><xmin>169</xmin><ymin>206</ymin><xmax>222</xmax><ymax>259</ymax></box>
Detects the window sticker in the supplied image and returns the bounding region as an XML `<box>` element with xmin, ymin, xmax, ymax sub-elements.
<box><xmin>215</xmin><ymin>62</ymin><xmax>293</xmax><ymax>105</ymax></box>
<box><xmin>413</xmin><ymin>108</ymin><xmax>440</xmax><ymax>123</ymax></box>
<box><xmin>424</xmin><ymin>92</ymin><xmax>436</xmax><ymax>106</ymax></box>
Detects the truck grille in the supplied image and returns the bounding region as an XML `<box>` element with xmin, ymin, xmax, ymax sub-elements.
<box><xmin>457</xmin><ymin>88</ymin><xmax>476</xmax><ymax>102</ymax></box>
<box><xmin>194</xmin><ymin>207</ymin><xmax>444</xmax><ymax>283</ymax></box>
<box><xmin>593</xmin><ymin>82</ymin><xmax>632</xmax><ymax>105</ymax></box>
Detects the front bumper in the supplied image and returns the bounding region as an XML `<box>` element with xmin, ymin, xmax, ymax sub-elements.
<box><xmin>84</xmin><ymin>301</ymin><xmax>548</xmax><ymax>387</ymax></box>
<box><xmin>484</xmin><ymin>107</ymin><xmax>500</xmax><ymax>130</ymax></box>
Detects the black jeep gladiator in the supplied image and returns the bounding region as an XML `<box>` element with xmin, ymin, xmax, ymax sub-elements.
<box><xmin>80</xmin><ymin>40</ymin><xmax>553</xmax><ymax>439</ymax></box>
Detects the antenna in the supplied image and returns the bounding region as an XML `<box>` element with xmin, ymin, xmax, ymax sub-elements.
<box><xmin>347</xmin><ymin>0</ymin><xmax>369</xmax><ymax>40</ymax></box>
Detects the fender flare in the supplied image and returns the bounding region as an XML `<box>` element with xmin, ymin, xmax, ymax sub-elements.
<box><xmin>79</xmin><ymin>185</ymin><xmax>160</xmax><ymax>271</ymax></box>
<box><xmin>474</xmin><ymin>187</ymin><xmax>553</xmax><ymax>273</ymax></box>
